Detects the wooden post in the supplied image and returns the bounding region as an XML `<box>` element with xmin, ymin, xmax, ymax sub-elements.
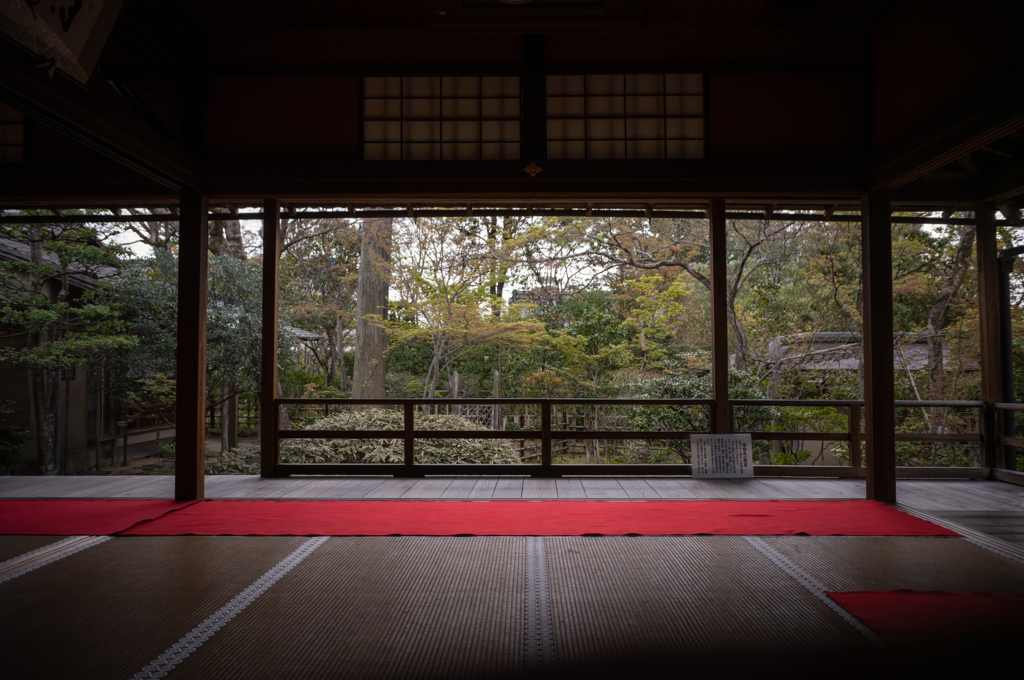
<box><xmin>492</xmin><ymin>370</ymin><xmax>501</xmax><ymax>430</ymax></box>
<box><xmin>708</xmin><ymin>199</ymin><xmax>731</xmax><ymax>434</ymax></box>
<box><xmin>861</xmin><ymin>190</ymin><xmax>896</xmax><ymax>503</ymax></box>
<box><xmin>404</xmin><ymin>402</ymin><xmax>415</xmax><ymax>468</ymax></box>
<box><xmin>541</xmin><ymin>401</ymin><xmax>552</xmax><ymax>469</ymax></box>
<box><xmin>976</xmin><ymin>202</ymin><xmax>1002</xmax><ymax>468</ymax></box>
<box><xmin>260</xmin><ymin>199</ymin><xmax>281</xmax><ymax>477</ymax></box>
<box><xmin>848</xmin><ymin>404</ymin><xmax>862</xmax><ymax>467</ymax></box>
<box><xmin>174</xmin><ymin>189</ymin><xmax>208</xmax><ymax>501</ymax></box>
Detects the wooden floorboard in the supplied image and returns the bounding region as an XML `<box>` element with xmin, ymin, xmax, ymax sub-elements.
<box><xmin>206</xmin><ymin>475</ymin><xmax>262</xmax><ymax>497</ymax></box>
<box><xmin>493</xmin><ymin>478</ymin><xmax>524</xmax><ymax>499</ymax></box>
<box><xmin>617</xmin><ymin>478</ymin><xmax>661</xmax><ymax>499</ymax></box>
<box><xmin>402</xmin><ymin>478</ymin><xmax>453</xmax><ymax>499</ymax></box>
<box><xmin>581</xmin><ymin>478</ymin><xmax>629</xmax><ymax>499</ymax></box>
<box><xmin>554</xmin><ymin>478</ymin><xmax>587</xmax><ymax>499</ymax></box>
<box><xmin>683</xmin><ymin>478</ymin><xmax>754</xmax><ymax>499</ymax></box>
<box><xmin>522</xmin><ymin>478</ymin><xmax>558</xmax><ymax>499</ymax></box>
<box><xmin>2</xmin><ymin>474</ymin><xmax>1021</xmax><ymax>510</ymax></box>
<box><xmin>440</xmin><ymin>478</ymin><xmax>480</xmax><ymax>499</ymax></box>
<box><xmin>279</xmin><ymin>478</ymin><xmax>342</xmax><ymax>499</ymax></box>
<box><xmin>643</xmin><ymin>478</ymin><xmax>700</xmax><ymax>499</ymax></box>
<box><xmin>468</xmin><ymin>478</ymin><xmax>498</xmax><ymax>498</ymax></box>
<box><xmin>319</xmin><ymin>478</ymin><xmax>389</xmax><ymax>499</ymax></box>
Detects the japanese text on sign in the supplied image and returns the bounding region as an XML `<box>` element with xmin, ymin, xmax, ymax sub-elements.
<box><xmin>691</xmin><ymin>434</ymin><xmax>753</xmax><ymax>478</ymax></box>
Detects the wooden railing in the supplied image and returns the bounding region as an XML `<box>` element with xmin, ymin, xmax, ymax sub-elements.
<box><xmin>268</xmin><ymin>398</ymin><xmax>994</xmax><ymax>479</ymax></box>
<box><xmin>995</xmin><ymin>402</ymin><xmax>1024</xmax><ymax>448</ymax></box>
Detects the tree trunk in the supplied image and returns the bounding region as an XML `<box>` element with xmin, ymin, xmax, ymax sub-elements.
<box><xmin>208</xmin><ymin>207</ymin><xmax>247</xmax><ymax>260</ymax></box>
<box><xmin>352</xmin><ymin>218</ymin><xmax>392</xmax><ymax>402</ymax></box>
<box><xmin>925</xmin><ymin>225</ymin><xmax>975</xmax><ymax>433</ymax></box>
<box><xmin>31</xmin><ymin>366</ymin><xmax>55</xmax><ymax>473</ymax></box>
<box><xmin>276</xmin><ymin>376</ymin><xmax>291</xmax><ymax>431</ymax></box>
<box><xmin>336</xmin><ymin>314</ymin><xmax>348</xmax><ymax>392</ymax></box>
<box><xmin>726</xmin><ymin>296</ymin><xmax>749</xmax><ymax>372</ymax></box>
<box><xmin>492</xmin><ymin>369</ymin><xmax>501</xmax><ymax>430</ymax></box>
<box><xmin>26</xmin><ymin>227</ymin><xmax>56</xmax><ymax>473</ymax></box>
<box><xmin>768</xmin><ymin>337</ymin><xmax>783</xmax><ymax>455</ymax></box>
<box><xmin>220</xmin><ymin>381</ymin><xmax>230</xmax><ymax>455</ymax></box>
<box><xmin>227</xmin><ymin>381</ymin><xmax>238</xmax><ymax>450</ymax></box>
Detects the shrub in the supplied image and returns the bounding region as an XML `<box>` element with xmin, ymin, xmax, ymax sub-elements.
<box><xmin>206</xmin><ymin>447</ymin><xmax>260</xmax><ymax>475</ymax></box>
<box><xmin>281</xmin><ymin>408</ymin><xmax>520</xmax><ymax>465</ymax></box>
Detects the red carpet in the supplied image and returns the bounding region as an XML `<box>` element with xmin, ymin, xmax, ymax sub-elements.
<box><xmin>828</xmin><ymin>591</ymin><xmax>1024</xmax><ymax>644</ymax></box>
<box><xmin>0</xmin><ymin>499</ymin><xmax>198</xmax><ymax>535</ymax></box>
<box><xmin>117</xmin><ymin>499</ymin><xmax>957</xmax><ymax>537</ymax></box>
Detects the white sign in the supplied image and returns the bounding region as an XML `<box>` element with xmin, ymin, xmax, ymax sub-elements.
<box><xmin>691</xmin><ymin>434</ymin><xmax>754</xmax><ymax>478</ymax></box>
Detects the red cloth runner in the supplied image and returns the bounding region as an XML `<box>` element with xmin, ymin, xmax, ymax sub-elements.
<box><xmin>117</xmin><ymin>499</ymin><xmax>957</xmax><ymax>537</ymax></box>
<box><xmin>0</xmin><ymin>499</ymin><xmax>198</xmax><ymax>535</ymax></box>
<box><xmin>827</xmin><ymin>591</ymin><xmax>1024</xmax><ymax>644</ymax></box>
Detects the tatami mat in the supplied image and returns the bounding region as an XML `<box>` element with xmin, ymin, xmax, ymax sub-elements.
<box><xmin>544</xmin><ymin>536</ymin><xmax>869</xmax><ymax>661</ymax></box>
<box><xmin>2</xmin><ymin>520</ymin><xmax>1024</xmax><ymax>679</ymax></box>
<box><xmin>0</xmin><ymin>535</ymin><xmax>66</xmax><ymax>563</ymax></box>
<box><xmin>0</xmin><ymin>536</ymin><xmax>307</xmax><ymax>680</ymax></box>
<box><xmin>170</xmin><ymin>537</ymin><xmax>525</xmax><ymax>680</ymax></box>
<box><xmin>763</xmin><ymin>536</ymin><xmax>1024</xmax><ymax>592</ymax></box>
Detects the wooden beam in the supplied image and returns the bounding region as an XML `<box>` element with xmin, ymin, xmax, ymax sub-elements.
<box><xmin>260</xmin><ymin>199</ymin><xmax>282</xmax><ymax>478</ymax></box>
<box><xmin>174</xmin><ymin>189</ymin><xmax>208</xmax><ymax>501</ymax></box>
<box><xmin>976</xmin><ymin>202</ymin><xmax>1003</xmax><ymax>468</ymax></box>
<box><xmin>708</xmin><ymin>198</ymin><xmax>731</xmax><ymax>434</ymax></box>
<box><xmin>868</xmin><ymin>78</ymin><xmax>1024</xmax><ymax>191</ymax></box>
<box><xmin>861</xmin><ymin>190</ymin><xmax>896</xmax><ymax>503</ymax></box>
<box><xmin>0</xmin><ymin>42</ymin><xmax>200</xmax><ymax>190</ymax></box>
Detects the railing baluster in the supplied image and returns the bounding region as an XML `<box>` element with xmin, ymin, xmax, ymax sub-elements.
<box><xmin>272</xmin><ymin>400</ymin><xmax>281</xmax><ymax>474</ymax></box>
<box><xmin>848</xmin><ymin>404</ymin><xmax>861</xmax><ymax>467</ymax></box>
<box><xmin>404</xmin><ymin>402</ymin><xmax>415</xmax><ymax>467</ymax></box>
<box><xmin>541</xmin><ymin>402</ymin><xmax>552</xmax><ymax>468</ymax></box>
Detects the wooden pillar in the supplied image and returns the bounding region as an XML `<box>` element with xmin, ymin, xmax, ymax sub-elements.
<box><xmin>861</xmin><ymin>190</ymin><xmax>896</xmax><ymax>503</ymax></box>
<box><xmin>976</xmin><ymin>202</ymin><xmax>1002</xmax><ymax>468</ymax></box>
<box><xmin>260</xmin><ymin>199</ymin><xmax>281</xmax><ymax>477</ymax></box>
<box><xmin>174</xmin><ymin>189</ymin><xmax>208</xmax><ymax>501</ymax></box>
<box><xmin>708</xmin><ymin>199</ymin><xmax>731</xmax><ymax>434</ymax></box>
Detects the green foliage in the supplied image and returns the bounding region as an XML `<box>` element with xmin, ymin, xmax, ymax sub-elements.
<box><xmin>522</xmin><ymin>369</ymin><xmax>568</xmax><ymax>398</ymax></box>
<box><xmin>620</xmin><ymin>275</ymin><xmax>688</xmax><ymax>370</ymax></box>
<box><xmin>0</xmin><ymin>218</ymin><xmax>137</xmax><ymax>372</ymax></box>
<box><xmin>0</xmin><ymin>402</ymin><xmax>31</xmax><ymax>473</ymax></box>
<box><xmin>206</xmin><ymin>447</ymin><xmax>260</xmax><ymax>475</ymax></box>
<box><xmin>626</xmin><ymin>371</ymin><xmax>779</xmax><ymax>462</ymax></box>
<box><xmin>125</xmin><ymin>374</ymin><xmax>176</xmax><ymax>428</ymax></box>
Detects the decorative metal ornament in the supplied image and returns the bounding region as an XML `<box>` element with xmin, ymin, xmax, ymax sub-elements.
<box><xmin>524</xmin><ymin>162</ymin><xmax>543</xmax><ymax>178</ymax></box>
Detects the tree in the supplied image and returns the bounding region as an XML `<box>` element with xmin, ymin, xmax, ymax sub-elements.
<box><xmin>386</xmin><ymin>217</ymin><xmax>546</xmax><ymax>400</ymax></box>
<box><xmin>620</xmin><ymin>275</ymin><xmax>688</xmax><ymax>373</ymax></box>
<box><xmin>924</xmin><ymin>223</ymin><xmax>975</xmax><ymax>433</ymax></box>
<box><xmin>352</xmin><ymin>218</ymin><xmax>393</xmax><ymax>400</ymax></box>
<box><xmin>533</xmin><ymin>215</ymin><xmax>807</xmax><ymax>372</ymax></box>
<box><xmin>279</xmin><ymin>217</ymin><xmax>360</xmax><ymax>391</ymax></box>
<box><xmin>0</xmin><ymin>214</ymin><xmax>136</xmax><ymax>472</ymax></box>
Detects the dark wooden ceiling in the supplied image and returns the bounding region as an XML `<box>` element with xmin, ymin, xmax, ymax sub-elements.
<box><xmin>171</xmin><ymin>0</ymin><xmax>899</xmax><ymax>33</ymax></box>
<box><xmin>0</xmin><ymin>0</ymin><xmax>1021</xmax><ymax>213</ymax></box>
